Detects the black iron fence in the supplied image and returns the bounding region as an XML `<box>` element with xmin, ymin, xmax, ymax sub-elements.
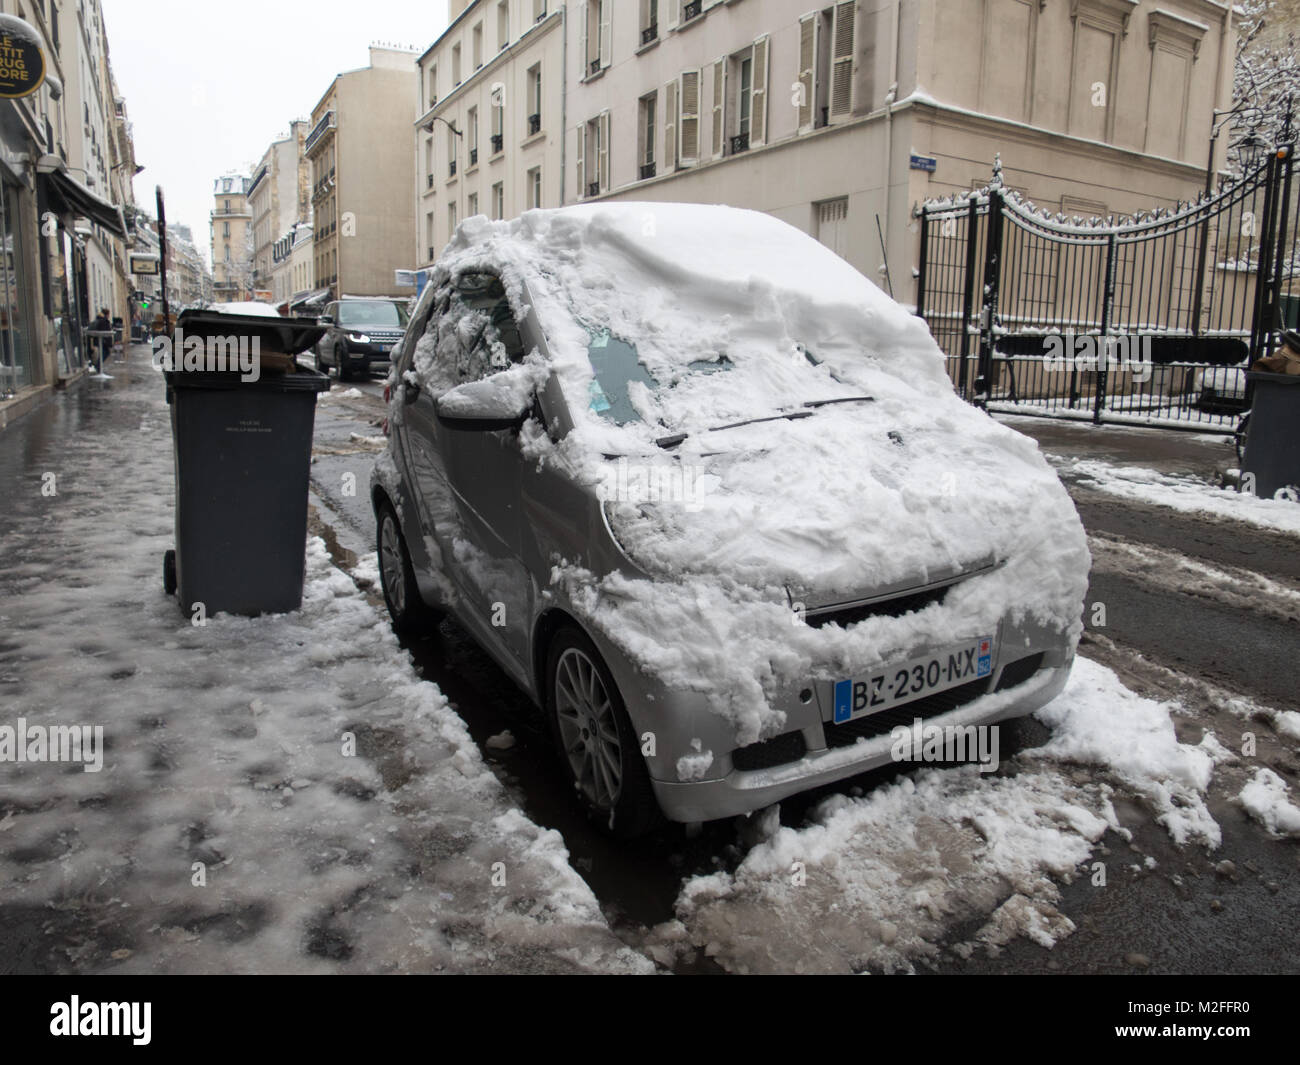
<box><xmin>916</xmin><ymin>149</ymin><xmax>1297</xmax><ymax>432</ymax></box>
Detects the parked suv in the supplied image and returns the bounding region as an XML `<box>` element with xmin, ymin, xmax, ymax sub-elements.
<box><xmin>315</xmin><ymin>298</ymin><xmax>410</xmax><ymax>380</ymax></box>
<box><xmin>372</xmin><ymin>204</ymin><xmax>1089</xmax><ymax>837</ymax></box>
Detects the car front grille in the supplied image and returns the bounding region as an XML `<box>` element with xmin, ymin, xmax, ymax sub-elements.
<box><xmin>732</xmin><ymin>730</ymin><xmax>808</xmax><ymax>771</ymax></box>
<box><xmin>994</xmin><ymin>652</ymin><xmax>1045</xmax><ymax>691</ymax></box>
<box><xmin>823</xmin><ymin>675</ymin><xmax>992</xmax><ymax>748</ymax></box>
<box><xmin>804</xmin><ymin>583</ymin><xmax>951</xmax><ymax>629</ymax></box>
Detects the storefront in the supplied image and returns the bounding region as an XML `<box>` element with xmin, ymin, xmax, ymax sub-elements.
<box><xmin>0</xmin><ymin>173</ymin><xmax>34</xmax><ymax>397</ymax></box>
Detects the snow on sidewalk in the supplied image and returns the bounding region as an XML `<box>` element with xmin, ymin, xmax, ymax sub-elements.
<box><xmin>0</xmin><ymin>378</ymin><xmax>647</xmax><ymax>974</ymax></box>
<box><xmin>1056</xmin><ymin>457</ymin><xmax>1300</xmax><ymax>536</ymax></box>
<box><xmin>653</xmin><ymin>658</ymin><xmax>1227</xmax><ymax>975</ymax></box>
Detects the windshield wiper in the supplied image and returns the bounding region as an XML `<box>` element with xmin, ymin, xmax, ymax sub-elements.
<box><xmin>802</xmin><ymin>395</ymin><xmax>874</xmax><ymax>408</ymax></box>
<box><xmin>707</xmin><ymin>410</ymin><xmax>815</xmax><ymax>433</ymax></box>
<box><xmin>654</xmin><ymin>396</ymin><xmax>874</xmax><ymax>447</ymax></box>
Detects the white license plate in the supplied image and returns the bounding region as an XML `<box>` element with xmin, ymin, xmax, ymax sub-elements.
<box><xmin>831</xmin><ymin>637</ymin><xmax>994</xmax><ymax>724</ymax></box>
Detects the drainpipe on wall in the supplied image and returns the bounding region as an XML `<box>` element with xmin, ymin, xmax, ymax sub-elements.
<box><xmin>1211</xmin><ymin>2</ymin><xmax>1233</xmax><ymax>181</ymax></box>
<box><xmin>880</xmin><ymin>0</ymin><xmax>901</xmax><ymax>291</ymax></box>
<box><xmin>559</xmin><ymin>4</ymin><xmax>568</xmax><ymax>206</ymax></box>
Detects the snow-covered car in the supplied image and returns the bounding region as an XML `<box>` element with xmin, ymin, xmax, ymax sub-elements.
<box><xmin>372</xmin><ymin>204</ymin><xmax>1090</xmax><ymax>835</ymax></box>
<box><xmin>1193</xmin><ymin>364</ymin><xmax>1248</xmax><ymax>412</ymax></box>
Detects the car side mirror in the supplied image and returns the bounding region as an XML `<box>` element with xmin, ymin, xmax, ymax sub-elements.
<box><xmin>435</xmin><ymin>364</ymin><xmax>538</xmax><ymax>431</ymax></box>
<box><xmin>319</xmin><ymin>315</ymin><xmax>334</xmax><ymax>326</ymax></box>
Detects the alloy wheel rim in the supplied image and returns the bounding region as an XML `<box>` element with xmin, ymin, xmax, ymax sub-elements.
<box><xmin>380</xmin><ymin>517</ymin><xmax>405</xmax><ymax>615</ymax></box>
<box><xmin>554</xmin><ymin>647</ymin><xmax>623</xmax><ymax>810</ymax></box>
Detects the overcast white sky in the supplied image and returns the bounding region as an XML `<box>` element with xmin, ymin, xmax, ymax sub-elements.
<box><xmin>101</xmin><ymin>0</ymin><xmax>450</xmax><ymax>262</ymax></box>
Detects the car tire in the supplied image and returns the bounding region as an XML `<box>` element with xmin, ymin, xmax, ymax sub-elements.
<box><xmin>336</xmin><ymin>346</ymin><xmax>351</xmax><ymax>382</ymax></box>
<box><xmin>377</xmin><ymin>500</ymin><xmax>439</xmax><ymax>636</ymax></box>
<box><xmin>545</xmin><ymin>625</ymin><xmax>661</xmax><ymax>838</ymax></box>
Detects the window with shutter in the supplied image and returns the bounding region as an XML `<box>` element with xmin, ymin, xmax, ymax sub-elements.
<box><xmin>711</xmin><ymin>57</ymin><xmax>726</xmax><ymax>159</ymax></box>
<box><xmin>830</xmin><ymin>0</ymin><xmax>855</xmax><ymax>120</ymax></box>
<box><xmin>798</xmin><ymin>15</ymin><xmax>815</xmax><ymax>130</ymax></box>
<box><xmin>574</xmin><ymin>123</ymin><xmax>586</xmax><ymax>197</ymax></box>
<box><xmin>579</xmin><ymin>2</ymin><xmax>588</xmax><ymax>73</ymax></box>
<box><xmin>664</xmin><ymin>79</ymin><xmax>678</xmax><ymax>170</ymax></box>
<box><xmin>598</xmin><ymin>111</ymin><xmax>610</xmax><ymax>191</ymax></box>
<box><xmin>751</xmin><ymin>35</ymin><xmax>768</xmax><ymax>147</ymax></box>
<box><xmin>599</xmin><ymin>0</ymin><xmax>612</xmax><ymax>70</ymax></box>
<box><xmin>679</xmin><ymin>69</ymin><xmax>700</xmax><ymax>164</ymax></box>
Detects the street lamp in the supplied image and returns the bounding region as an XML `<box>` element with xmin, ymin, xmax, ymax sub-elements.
<box><xmin>1233</xmin><ymin>132</ymin><xmax>1268</xmax><ymax>174</ymax></box>
<box><xmin>423</xmin><ymin>115</ymin><xmax>462</xmax><ymax>137</ymax></box>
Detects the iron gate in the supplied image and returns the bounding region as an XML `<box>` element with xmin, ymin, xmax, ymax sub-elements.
<box><xmin>916</xmin><ymin>149</ymin><xmax>1297</xmax><ymax>432</ymax></box>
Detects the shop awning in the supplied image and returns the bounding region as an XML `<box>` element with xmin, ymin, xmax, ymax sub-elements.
<box><xmin>290</xmin><ymin>287</ymin><xmax>330</xmax><ymax>311</ymax></box>
<box><xmin>45</xmin><ymin>169</ymin><xmax>126</xmax><ymax>238</ymax></box>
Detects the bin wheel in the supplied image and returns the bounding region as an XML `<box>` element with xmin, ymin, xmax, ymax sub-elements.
<box><xmin>163</xmin><ymin>549</ymin><xmax>177</xmax><ymax>596</ymax></box>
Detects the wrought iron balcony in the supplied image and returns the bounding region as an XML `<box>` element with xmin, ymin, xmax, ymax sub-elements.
<box><xmin>641</xmin><ymin>24</ymin><xmax>658</xmax><ymax>45</ymax></box>
<box><xmin>427</xmin><ymin>173</ymin><xmax>435</xmax><ymax>188</ymax></box>
<box><xmin>491</xmin><ymin>133</ymin><xmax>503</xmax><ymax>153</ymax></box>
<box><xmin>639</xmin><ymin>162</ymin><xmax>656</xmax><ymax>180</ymax></box>
<box><xmin>449</xmin><ymin>159</ymin><xmax>457</xmax><ymax>176</ymax></box>
<box><xmin>428</xmin><ymin>246</ymin><xmax>436</xmax><ymax>261</ymax></box>
<box><xmin>587</xmin><ymin>181</ymin><xmax>600</xmax><ymax>198</ymax></box>
<box><xmin>470</xmin><ymin>148</ymin><xmax>478</xmax><ymax>165</ymax></box>
<box><xmin>528</xmin><ymin>113</ymin><xmax>541</xmax><ymax>135</ymax></box>
<box><xmin>305</xmin><ymin>111</ymin><xmax>336</xmax><ymax>154</ymax></box>
<box><xmin>588</xmin><ymin>58</ymin><xmax>601</xmax><ymax>76</ymax></box>
<box><xmin>684</xmin><ymin>1</ymin><xmax>702</xmax><ymax>21</ymax></box>
<box><xmin>730</xmin><ymin>132</ymin><xmax>750</xmax><ymax>155</ymax></box>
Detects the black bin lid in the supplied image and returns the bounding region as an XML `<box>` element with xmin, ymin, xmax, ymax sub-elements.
<box><xmin>174</xmin><ymin>309</ymin><xmax>327</xmax><ymax>356</ymax></box>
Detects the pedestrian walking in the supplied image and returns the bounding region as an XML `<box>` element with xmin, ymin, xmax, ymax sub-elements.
<box><xmin>90</xmin><ymin>307</ymin><xmax>112</xmax><ymax>371</ymax></box>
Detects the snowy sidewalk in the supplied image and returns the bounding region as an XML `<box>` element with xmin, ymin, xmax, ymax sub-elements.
<box><xmin>0</xmin><ymin>347</ymin><xmax>648</xmax><ymax>974</ymax></box>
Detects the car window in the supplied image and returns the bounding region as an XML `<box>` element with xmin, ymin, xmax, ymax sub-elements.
<box><xmin>337</xmin><ymin>301</ymin><xmax>409</xmax><ymax>329</ymax></box>
<box><xmin>586</xmin><ymin>329</ymin><xmax>732</xmax><ymax>425</ymax></box>
<box><xmin>395</xmin><ymin>288</ymin><xmax>437</xmax><ymax>375</ymax></box>
<box><xmin>437</xmin><ymin>273</ymin><xmax>526</xmax><ymax>385</ymax></box>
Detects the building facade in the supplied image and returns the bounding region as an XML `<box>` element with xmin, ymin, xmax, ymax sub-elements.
<box><xmin>411</xmin><ymin>1</ymin><xmax>1235</xmax><ymax>312</ymax></box>
<box><xmin>1</xmin><ymin>0</ymin><xmax>133</xmax><ymax>427</ymax></box>
<box><xmin>565</xmin><ymin>0</ymin><xmax>1235</xmax><ymax>308</ymax></box>
<box><xmin>306</xmin><ymin>45</ymin><xmax>418</xmax><ymax>300</ymax></box>
<box><xmin>210</xmin><ymin>173</ymin><xmax>252</xmax><ymax>301</ymax></box>
<box><xmin>250</xmin><ymin>120</ymin><xmax>309</xmax><ymax>301</ymax></box>
<box><xmin>417</xmin><ymin>0</ymin><xmax>564</xmax><ymax>263</ymax></box>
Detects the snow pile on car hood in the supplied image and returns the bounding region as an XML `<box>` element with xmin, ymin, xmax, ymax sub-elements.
<box><xmin>435</xmin><ymin>204</ymin><xmax>1090</xmax><ymax>745</ymax></box>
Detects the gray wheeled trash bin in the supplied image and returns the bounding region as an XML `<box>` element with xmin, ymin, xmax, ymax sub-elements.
<box><xmin>162</xmin><ymin>307</ymin><xmax>330</xmax><ymax>616</ymax></box>
<box><xmin>1241</xmin><ymin>371</ymin><xmax>1300</xmax><ymax>502</ymax></box>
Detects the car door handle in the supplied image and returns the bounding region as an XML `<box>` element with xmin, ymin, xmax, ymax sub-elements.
<box><xmin>403</xmin><ymin>379</ymin><xmax>421</xmax><ymax>403</ymax></box>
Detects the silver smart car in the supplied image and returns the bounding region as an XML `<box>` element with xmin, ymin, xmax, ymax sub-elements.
<box><xmin>372</xmin><ymin>204</ymin><xmax>1087</xmax><ymax>837</ymax></box>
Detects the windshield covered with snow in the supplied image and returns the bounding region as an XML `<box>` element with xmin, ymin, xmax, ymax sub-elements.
<box><xmin>585</xmin><ymin>329</ymin><xmax>732</xmax><ymax>426</ymax></box>
<box><xmin>338</xmin><ymin>301</ymin><xmax>409</xmax><ymax>329</ymax></box>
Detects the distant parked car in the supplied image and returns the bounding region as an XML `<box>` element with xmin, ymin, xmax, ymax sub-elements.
<box><xmin>315</xmin><ymin>298</ymin><xmax>410</xmax><ymax>381</ymax></box>
<box><xmin>372</xmin><ymin>204</ymin><xmax>1090</xmax><ymax>836</ymax></box>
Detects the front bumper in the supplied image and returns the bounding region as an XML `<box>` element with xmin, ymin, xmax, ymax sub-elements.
<box><xmin>649</xmin><ymin>659</ymin><xmax>1071</xmax><ymax>822</ymax></box>
<box><xmin>344</xmin><ymin>340</ymin><xmax>399</xmax><ymax>369</ymax></box>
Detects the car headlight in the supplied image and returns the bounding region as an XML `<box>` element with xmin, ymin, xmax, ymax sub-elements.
<box><xmin>349</xmin><ymin>332</ymin><xmax>370</xmax><ymax>343</ymax></box>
